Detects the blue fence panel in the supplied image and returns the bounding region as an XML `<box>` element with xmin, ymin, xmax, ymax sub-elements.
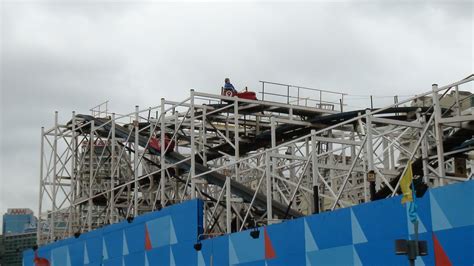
<box><xmin>24</xmin><ymin>182</ymin><xmax>474</xmax><ymax>265</ymax></box>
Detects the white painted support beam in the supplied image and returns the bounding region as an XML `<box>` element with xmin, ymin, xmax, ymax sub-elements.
<box><xmin>371</xmin><ymin>117</ymin><xmax>423</xmax><ymax>129</ymax></box>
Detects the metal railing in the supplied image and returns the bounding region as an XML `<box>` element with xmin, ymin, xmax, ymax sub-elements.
<box><xmin>89</xmin><ymin>100</ymin><xmax>109</xmax><ymax>117</ymax></box>
<box><xmin>259</xmin><ymin>80</ymin><xmax>347</xmax><ymax>111</ymax></box>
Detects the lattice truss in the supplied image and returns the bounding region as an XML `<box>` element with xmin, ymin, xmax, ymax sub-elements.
<box><xmin>38</xmin><ymin>76</ymin><xmax>474</xmax><ymax>244</ymax></box>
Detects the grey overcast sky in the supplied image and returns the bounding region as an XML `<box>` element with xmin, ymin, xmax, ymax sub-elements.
<box><xmin>0</xmin><ymin>1</ymin><xmax>472</xmax><ymax>223</ymax></box>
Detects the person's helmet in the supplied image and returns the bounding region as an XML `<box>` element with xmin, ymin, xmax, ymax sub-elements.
<box><xmin>225</xmin><ymin>78</ymin><xmax>230</xmax><ymax>83</ymax></box>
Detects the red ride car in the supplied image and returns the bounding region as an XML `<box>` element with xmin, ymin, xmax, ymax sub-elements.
<box><xmin>148</xmin><ymin>134</ymin><xmax>175</xmax><ymax>153</ymax></box>
<box><xmin>222</xmin><ymin>87</ymin><xmax>257</xmax><ymax>100</ymax></box>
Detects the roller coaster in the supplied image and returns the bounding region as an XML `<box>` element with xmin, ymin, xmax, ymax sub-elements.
<box><xmin>37</xmin><ymin>76</ymin><xmax>474</xmax><ymax>244</ymax></box>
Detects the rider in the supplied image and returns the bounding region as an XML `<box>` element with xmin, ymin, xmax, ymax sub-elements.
<box><xmin>224</xmin><ymin>78</ymin><xmax>237</xmax><ymax>93</ymax></box>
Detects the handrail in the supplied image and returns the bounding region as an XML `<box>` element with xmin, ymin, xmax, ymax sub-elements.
<box><xmin>259</xmin><ymin>80</ymin><xmax>346</xmax><ymax>109</ymax></box>
<box><xmin>259</xmin><ymin>80</ymin><xmax>347</xmax><ymax>95</ymax></box>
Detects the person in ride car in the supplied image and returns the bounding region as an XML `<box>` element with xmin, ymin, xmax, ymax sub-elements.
<box><xmin>224</xmin><ymin>78</ymin><xmax>237</xmax><ymax>93</ymax></box>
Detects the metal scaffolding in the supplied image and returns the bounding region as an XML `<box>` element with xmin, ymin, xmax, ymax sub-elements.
<box><xmin>37</xmin><ymin>76</ymin><xmax>474</xmax><ymax>244</ymax></box>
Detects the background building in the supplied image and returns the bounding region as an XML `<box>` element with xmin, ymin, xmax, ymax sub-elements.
<box><xmin>1</xmin><ymin>209</ymin><xmax>37</xmax><ymax>266</ymax></box>
<box><xmin>2</xmin><ymin>232</ymin><xmax>36</xmax><ymax>266</ymax></box>
<box><xmin>2</xmin><ymin>209</ymin><xmax>36</xmax><ymax>236</ymax></box>
<box><xmin>0</xmin><ymin>235</ymin><xmax>4</xmax><ymax>266</ymax></box>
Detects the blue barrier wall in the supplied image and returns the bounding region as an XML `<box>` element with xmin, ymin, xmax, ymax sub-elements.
<box><xmin>23</xmin><ymin>200</ymin><xmax>203</xmax><ymax>266</ymax></box>
<box><xmin>25</xmin><ymin>181</ymin><xmax>474</xmax><ymax>265</ymax></box>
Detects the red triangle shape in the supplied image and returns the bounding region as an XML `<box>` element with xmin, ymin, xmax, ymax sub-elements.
<box><xmin>145</xmin><ymin>224</ymin><xmax>152</xmax><ymax>251</ymax></box>
<box><xmin>432</xmin><ymin>232</ymin><xmax>452</xmax><ymax>266</ymax></box>
<box><xmin>34</xmin><ymin>250</ymin><xmax>50</xmax><ymax>266</ymax></box>
<box><xmin>264</xmin><ymin>227</ymin><xmax>276</xmax><ymax>260</ymax></box>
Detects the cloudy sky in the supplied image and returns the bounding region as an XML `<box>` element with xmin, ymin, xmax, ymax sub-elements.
<box><xmin>0</xmin><ymin>1</ymin><xmax>472</xmax><ymax>225</ymax></box>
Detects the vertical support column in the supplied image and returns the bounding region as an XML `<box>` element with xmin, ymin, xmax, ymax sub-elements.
<box><xmin>455</xmin><ymin>85</ymin><xmax>461</xmax><ymax>117</ymax></box>
<box><xmin>256</xmin><ymin>115</ymin><xmax>260</xmax><ymax>135</ymax></box>
<box><xmin>287</xmin><ymin>85</ymin><xmax>290</xmax><ymax>104</ymax></box>
<box><xmin>380</xmin><ymin>130</ymin><xmax>390</xmax><ymax>198</ymax></box>
<box><xmin>202</xmin><ymin>107</ymin><xmax>207</xmax><ymax>166</ymax></box>
<box><xmin>174</xmin><ymin>108</ymin><xmax>179</xmax><ymax>152</ymax></box>
<box><xmin>365</xmin><ymin>110</ymin><xmax>376</xmax><ymax>200</ymax></box>
<box><xmin>111</xmin><ymin>113</ymin><xmax>116</xmax><ymax>223</ymax></box>
<box><xmin>341</xmin><ymin>94</ymin><xmax>344</xmax><ymax>112</ymax></box>
<box><xmin>305</xmin><ymin>136</ymin><xmax>310</xmax><ymax>157</ymax></box>
<box><xmin>173</xmin><ymin>107</ymin><xmax>180</xmax><ymax>200</ymax></box>
<box><xmin>265</xmin><ymin>152</ymin><xmax>273</xmax><ymax>224</ymax></box>
<box><xmin>350</xmin><ymin>128</ymin><xmax>356</xmax><ymax>160</ymax></box>
<box><xmin>88</xmin><ymin>120</ymin><xmax>94</xmax><ymax>231</ymax></box>
<box><xmin>305</xmin><ymin>137</ymin><xmax>312</xmax><ymax>206</ymax></box>
<box><xmin>389</xmin><ymin>142</ymin><xmax>395</xmax><ymax>170</ymax></box>
<box><xmin>51</xmin><ymin>111</ymin><xmax>58</xmax><ymax>240</ymax></box>
<box><xmin>160</xmin><ymin>99</ymin><xmax>166</xmax><ymax>207</ymax></box>
<box><xmin>150</xmin><ymin>108</ymin><xmax>154</xmax><ymax>144</ymax></box>
<box><xmin>270</xmin><ymin>116</ymin><xmax>276</xmax><ymax>148</ymax></box>
<box><xmin>227</xmin><ymin>100</ymin><xmax>239</xmax><ymax>233</ymax></box>
<box><xmin>297</xmin><ymin>87</ymin><xmax>300</xmax><ymax>105</ymax></box>
<box><xmin>289</xmin><ymin>146</ymin><xmax>295</xmax><ymax>178</ymax></box>
<box><xmin>226</xmin><ymin>175</ymin><xmax>232</xmax><ymax>234</ymax></box>
<box><xmin>38</xmin><ymin>126</ymin><xmax>45</xmax><ymax>244</ymax></box>
<box><xmin>190</xmin><ymin>90</ymin><xmax>196</xmax><ymax>198</ymax></box>
<box><xmin>225</xmin><ymin>120</ymin><xmax>229</xmax><ymax>140</ymax></box>
<box><xmin>418</xmin><ymin>113</ymin><xmax>429</xmax><ymax>184</ymax></box>
<box><xmin>341</xmin><ymin>144</ymin><xmax>347</xmax><ymax>166</ymax></box>
<box><xmin>382</xmin><ymin>137</ymin><xmax>389</xmax><ymax>170</ymax></box>
<box><xmin>270</xmin><ymin>117</ymin><xmax>277</xmax><ymax>201</ymax></box>
<box><xmin>432</xmin><ymin>84</ymin><xmax>446</xmax><ymax>185</ymax></box>
<box><xmin>365</xmin><ymin>111</ymin><xmax>375</xmax><ymax>170</ymax></box>
<box><xmin>328</xmin><ymin>130</ymin><xmax>335</xmax><ymax>196</ymax></box>
<box><xmin>311</xmin><ymin>130</ymin><xmax>319</xmax><ymax>214</ymax></box>
<box><xmin>134</xmin><ymin>105</ymin><xmax>139</xmax><ymax>216</ymax></box>
<box><xmin>68</xmin><ymin>111</ymin><xmax>76</xmax><ymax>236</ymax></box>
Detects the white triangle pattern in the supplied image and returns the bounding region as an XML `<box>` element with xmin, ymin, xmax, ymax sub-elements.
<box><xmin>102</xmin><ymin>238</ymin><xmax>108</xmax><ymax>260</ymax></box>
<box><xmin>430</xmin><ymin>192</ymin><xmax>452</xmax><ymax>231</ymax></box>
<box><xmin>228</xmin><ymin>237</ymin><xmax>239</xmax><ymax>265</ymax></box>
<box><xmin>415</xmin><ymin>256</ymin><xmax>425</xmax><ymax>266</ymax></box>
<box><xmin>405</xmin><ymin>203</ymin><xmax>427</xmax><ymax>236</ymax></box>
<box><xmin>123</xmin><ymin>231</ymin><xmax>129</xmax><ymax>255</ymax></box>
<box><xmin>353</xmin><ymin>246</ymin><xmax>362</xmax><ymax>266</ymax></box>
<box><xmin>305</xmin><ymin>254</ymin><xmax>311</xmax><ymax>266</ymax></box>
<box><xmin>84</xmin><ymin>242</ymin><xmax>90</xmax><ymax>264</ymax></box>
<box><xmin>66</xmin><ymin>248</ymin><xmax>71</xmax><ymax>266</ymax></box>
<box><xmin>351</xmin><ymin>210</ymin><xmax>368</xmax><ymax>244</ymax></box>
<box><xmin>144</xmin><ymin>252</ymin><xmax>149</xmax><ymax>266</ymax></box>
<box><xmin>304</xmin><ymin>219</ymin><xmax>319</xmax><ymax>252</ymax></box>
<box><xmin>170</xmin><ymin>246</ymin><xmax>176</xmax><ymax>266</ymax></box>
<box><xmin>407</xmin><ymin>215</ymin><xmax>427</xmax><ymax>237</ymax></box>
<box><xmin>170</xmin><ymin>217</ymin><xmax>178</xmax><ymax>245</ymax></box>
<box><xmin>198</xmin><ymin>251</ymin><xmax>206</xmax><ymax>266</ymax></box>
